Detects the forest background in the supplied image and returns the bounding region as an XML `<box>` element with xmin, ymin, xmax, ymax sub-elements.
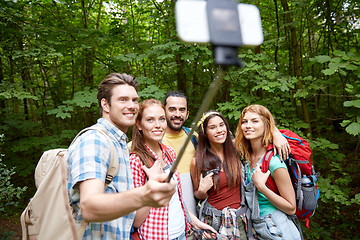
<box><xmin>0</xmin><ymin>0</ymin><xmax>359</xmax><ymax>239</ymax></box>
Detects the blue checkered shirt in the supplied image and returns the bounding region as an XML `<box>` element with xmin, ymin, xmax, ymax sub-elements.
<box><xmin>68</xmin><ymin>118</ymin><xmax>135</xmax><ymax>239</ymax></box>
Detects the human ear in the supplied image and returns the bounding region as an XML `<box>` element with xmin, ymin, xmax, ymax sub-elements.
<box><xmin>136</xmin><ymin>121</ymin><xmax>142</xmax><ymax>131</ymax></box>
<box><xmin>185</xmin><ymin>111</ymin><xmax>189</xmax><ymax>120</ymax></box>
<box><xmin>101</xmin><ymin>98</ymin><xmax>110</xmax><ymax>114</ymax></box>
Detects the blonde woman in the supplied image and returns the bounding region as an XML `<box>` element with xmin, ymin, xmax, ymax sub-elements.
<box><xmin>235</xmin><ymin>104</ymin><xmax>302</xmax><ymax>240</ymax></box>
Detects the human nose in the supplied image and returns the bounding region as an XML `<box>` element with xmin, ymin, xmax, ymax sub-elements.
<box><xmin>128</xmin><ymin>100</ymin><xmax>138</xmax><ymax>110</ymax></box>
<box><xmin>174</xmin><ymin>109</ymin><xmax>181</xmax><ymax>116</ymax></box>
<box><xmin>155</xmin><ymin>120</ymin><xmax>161</xmax><ymax>127</ymax></box>
<box><xmin>245</xmin><ymin>121</ymin><xmax>252</xmax><ymax>128</ymax></box>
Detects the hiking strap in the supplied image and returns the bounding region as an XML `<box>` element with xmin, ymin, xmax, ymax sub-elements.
<box><xmin>260</xmin><ymin>150</ymin><xmax>273</xmax><ymax>168</ymax></box>
<box><xmin>282</xmin><ymin>133</ymin><xmax>306</xmax><ymax>146</ymax></box>
<box><xmin>183</xmin><ymin>126</ymin><xmax>198</xmax><ymax>149</ymax></box>
<box><xmin>71</xmin><ymin>126</ymin><xmax>119</xmax><ymax>187</ymax></box>
<box><xmin>198</xmin><ymin>198</ymin><xmax>253</xmax><ymax>239</ymax></box>
<box><xmin>21</xmin><ymin>126</ymin><xmax>119</xmax><ymax>240</ymax></box>
<box><xmin>262</xmin><ymin>150</ymin><xmax>307</xmax><ymax>210</ymax></box>
<box><xmin>197</xmin><ymin>199</ymin><xmax>224</xmax><ymax>239</ymax></box>
<box><xmin>197</xmin><ymin>163</ymin><xmax>255</xmax><ymax>240</ymax></box>
<box><xmin>260</xmin><ymin>150</ymin><xmax>279</xmax><ymax>194</ymax></box>
<box><xmin>249</xmin><ymin>160</ymin><xmax>304</xmax><ymax>240</ymax></box>
<box><xmin>263</xmin><ymin>150</ymin><xmax>305</xmax><ymax>211</ymax></box>
<box><xmin>289</xmin><ymin>214</ymin><xmax>304</xmax><ymax>240</ymax></box>
<box><xmin>71</xmin><ymin>126</ymin><xmax>119</xmax><ymax>235</ymax></box>
<box><xmin>289</xmin><ymin>158</ymin><xmax>304</xmax><ymax>210</ymax></box>
<box><xmin>190</xmin><ymin>228</ymin><xmax>224</xmax><ymax>240</ymax></box>
<box><xmin>261</xmin><ymin>149</ymin><xmax>307</xmax><ymax>211</ymax></box>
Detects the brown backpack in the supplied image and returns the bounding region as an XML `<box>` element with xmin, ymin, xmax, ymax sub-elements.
<box><xmin>20</xmin><ymin>126</ymin><xmax>119</xmax><ymax>240</ymax></box>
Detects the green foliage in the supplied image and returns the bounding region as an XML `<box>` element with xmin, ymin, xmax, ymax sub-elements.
<box><xmin>310</xmin><ymin>138</ymin><xmax>339</xmax><ymax>151</ymax></box>
<box><xmin>315</xmin><ymin>50</ymin><xmax>360</xmax><ymax>76</ymax></box>
<box><xmin>310</xmin><ymin>49</ymin><xmax>360</xmax><ymax>137</ymax></box>
<box><xmin>310</xmin><ymin>135</ymin><xmax>360</xmax><ymax>234</ymax></box>
<box><xmin>0</xmin><ymin>0</ymin><xmax>359</xmax><ymax>237</ymax></box>
<box><xmin>341</xmin><ymin>93</ymin><xmax>360</xmax><ymax>136</ymax></box>
<box><xmin>47</xmin><ymin>105</ymin><xmax>74</xmax><ymax>119</ymax></box>
<box><xmin>352</xmin><ymin>193</ymin><xmax>360</xmax><ymax>215</ymax></box>
<box><xmin>0</xmin><ymin>83</ymin><xmax>38</xmax><ymax>101</ymax></box>
<box><xmin>0</xmin><ymin>136</ymin><xmax>27</xmax><ymax>215</ymax></box>
<box><xmin>8</xmin><ymin>131</ymin><xmax>77</xmax><ymax>177</ymax></box>
<box><xmin>319</xmin><ymin>177</ymin><xmax>351</xmax><ymax>207</ymax></box>
<box><xmin>64</xmin><ymin>88</ymin><xmax>98</xmax><ymax>108</ymax></box>
<box><xmin>137</xmin><ymin>76</ymin><xmax>166</xmax><ymax>101</ymax></box>
<box><xmin>47</xmin><ymin>87</ymin><xmax>98</xmax><ymax>119</ymax></box>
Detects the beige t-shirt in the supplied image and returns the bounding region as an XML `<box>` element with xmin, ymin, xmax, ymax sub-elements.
<box><xmin>162</xmin><ymin>129</ymin><xmax>198</xmax><ymax>214</ymax></box>
<box><xmin>162</xmin><ymin>129</ymin><xmax>196</xmax><ymax>175</ymax></box>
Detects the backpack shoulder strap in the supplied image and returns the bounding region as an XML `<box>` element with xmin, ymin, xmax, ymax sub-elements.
<box><xmin>71</xmin><ymin>126</ymin><xmax>119</xmax><ymax>186</ymax></box>
<box><xmin>260</xmin><ymin>150</ymin><xmax>273</xmax><ymax>173</ymax></box>
<box><xmin>261</xmin><ymin>150</ymin><xmax>279</xmax><ymax>194</ymax></box>
<box><xmin>182</xmin><ymin>126</ymin><xmax>198</xmax><ymax>149</ymax></box>
<box><xmin>182</xmin><ymin>126</ymin><xmax>190</xmax><ymax>134</ymax></box>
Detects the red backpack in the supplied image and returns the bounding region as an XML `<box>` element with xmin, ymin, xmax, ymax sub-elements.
<box><xmin>261</xmin><ymin>129</ymin><xmax>319</xmax><ymax>228</ymax></box>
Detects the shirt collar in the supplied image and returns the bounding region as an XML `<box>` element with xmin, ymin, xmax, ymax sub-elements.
<box><xmin>164</xmin><ymin>129</ymin><xmax>187</xmax><ymax>138</ymax></box>
<box><xmin>97</xmin><ymin>118</ymin><xmax>128</xmax><ymax>141</ymax></box>
<box><xmin>144</xmin><ymin>143</ymin><xmax>165</xmax><ymax>161</ymax></box>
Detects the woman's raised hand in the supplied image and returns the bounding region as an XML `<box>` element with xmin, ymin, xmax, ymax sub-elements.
<box><xmin>251</xmin><ymin>164</ymin><xmax>270</xmax><ymax>191</ymax></box>
<box><xmin>198</xmin><ymin>172</ymin><xmax>214</xmax><ymax>194</ymax></box>
<box><xmin>142</xmin><ymin>160</ymin><xmax>164</xmax><ymax>180</ymax></box>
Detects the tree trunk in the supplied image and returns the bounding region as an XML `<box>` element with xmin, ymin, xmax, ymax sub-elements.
<box><xmin>81</xmin><ymin>0</ymin><xmax>94</xmax><ymax>87</ymax></box>
<box><xmin>273</xmin><ymin>0</ymin><xmax>280</xmax><ymax>69</ymax></box>
<box><xmin>280</xmin><ymin>0</ymin><xmax>312</xmax><ymax>139</ymax></box>
<box><xmin>0</xmin><ymin>57</ymin><xmax>5</xmax><ymax>113</ymax></box>
<box><xmin>80</xmin><ymin>0</ymin><xmax>96</xmax><ymax>126</ymax></box>
<box><xmin>176</xmin><ymin>55</ymin><xmax>187</xmax><ymax>94</ymax></box>
<box><xmin>16</xmin><ymin>34</ymin><xmax>31</xmax><ymax>121</ymax></box>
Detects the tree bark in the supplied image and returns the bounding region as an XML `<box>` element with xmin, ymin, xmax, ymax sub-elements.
<box><xmin>175</xmin><ymin>55</ymin><xmax>187</xmax><ymax>94</ymax></box>
<box><xmin>0</xmin><ymin>57</ymin><xmax>5</xmax><ymax>112</ymax></box>
<box><xmin>273</xmin><ymin>0</ymin><xmax>280</xmax><ymax>69</ymax></box>
<box><xmin>81</xmin><ymin>0</ymin><xmax>94</xmax><ymax>88</ymax></box>
<box><xmin>280</xmin><ymin>0</ymin><xmax>312</xmax><ymax>139</ymax></box>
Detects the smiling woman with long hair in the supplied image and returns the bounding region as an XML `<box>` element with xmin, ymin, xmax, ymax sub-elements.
<box><xmin>191</xmin><ymin>111</ymin><xmax>248</xmax><ymax>239</ymax></box>
<box><xmin>235</xmin><ymin>104</ymin><xmax>302</xmax><ymax>239</ymax></box>
<box><xmin>191</xmin><ymin>110</ymin><xmax>291</xmax><ymax>239</ymax></box>
<box><xmin>129</xmin><ymin>99</ymin><xmax>216</xmax><ymax>240</ymax></box>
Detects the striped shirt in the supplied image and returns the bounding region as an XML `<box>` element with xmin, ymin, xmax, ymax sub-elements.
<box><xmin>68</xmin><ymin>118</ymin><xmax>135</xmax><ymax>240</ymax></box>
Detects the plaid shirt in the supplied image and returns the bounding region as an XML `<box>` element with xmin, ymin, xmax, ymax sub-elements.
<box><xmin>68</xmin><ymin>118</ymin><xmax>135</xmax><ymax>240</ymax></box>
<box><xmin>219</xmin><ymin>207</ymin><xmax>241</xmax><ymax>240</ymax></box>
<box><xmin>130</xmin><ymin>144</ymin><xmax>190</xmax><ymax>240</ymax></box>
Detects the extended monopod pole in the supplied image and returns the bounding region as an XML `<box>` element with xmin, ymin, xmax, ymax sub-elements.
<box><xmin>167</xmin><ymin>66</ymin><xmax>226</xmax><ymax>182</ymax></box>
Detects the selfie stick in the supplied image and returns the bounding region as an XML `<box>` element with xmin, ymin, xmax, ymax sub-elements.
<box><xmin>166</xmin><ymin>66</ymin><xmax>226</xmax><ymax>182</ymax></box>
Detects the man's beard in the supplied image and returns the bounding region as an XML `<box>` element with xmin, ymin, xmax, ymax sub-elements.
<box><xmin>167</xmin><ymin>116</ymin><xmax>185</xmax><ymax>131</ymax></box>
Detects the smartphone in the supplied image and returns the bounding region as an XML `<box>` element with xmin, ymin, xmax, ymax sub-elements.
<box><xmin>175</xmin><ymin>0</ymin><xmax>264</xmax><ymax>47</ymax></box>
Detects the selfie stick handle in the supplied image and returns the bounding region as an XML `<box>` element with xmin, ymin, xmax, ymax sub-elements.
<box><xmin>167</xmin><ymin>66</ymin><xmax>226</xmax><ymax>182</ymax></box>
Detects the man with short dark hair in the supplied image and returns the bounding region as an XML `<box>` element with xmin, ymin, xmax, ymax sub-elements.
<box><xmin>68</xmin><ymin>73</ymin><xmax>176</xmax><ymax>239</ymax></box>
<box><xmin>162</xmin><ymin>91</ymin><xmax>198</xmax><ymax>215</ymax></box>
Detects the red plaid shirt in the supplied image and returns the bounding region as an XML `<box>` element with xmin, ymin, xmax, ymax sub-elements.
<box><xmin>130</xmin><ymin>143</ymin><xmax>190</xmax><ymax>240</ymax></box>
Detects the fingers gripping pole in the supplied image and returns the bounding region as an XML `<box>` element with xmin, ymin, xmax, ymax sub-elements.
<box><xmin>167</xmin><ymin>67</ymin><xmax>226</xmax><ymax>182</ymax></box>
